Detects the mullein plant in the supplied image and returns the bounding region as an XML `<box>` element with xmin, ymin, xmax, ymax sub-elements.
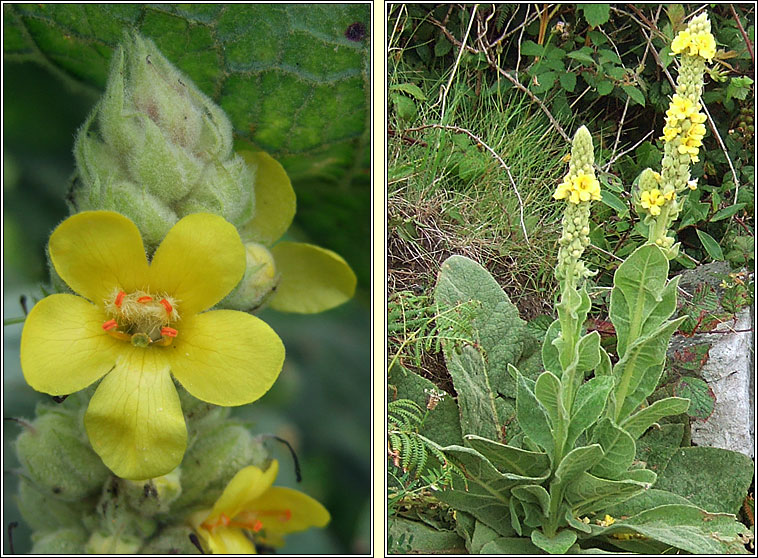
<box><xmin>633</xmin><ymin>12</ymin><xmax>716</xmax><ymax>258</ymax></box>
<box><xmin>13</xmin><ymin>32</ymin><xmax>354</xmax><ymax>554</ymax></box>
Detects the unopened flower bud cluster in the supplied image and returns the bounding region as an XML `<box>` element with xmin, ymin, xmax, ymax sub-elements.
<box><xmin>637</xmin><ymin>12</ymin><xmax>715</xmax><ymax>250</ymax></box>
<box><xmin>554</xmin><ymin>126</ymin><xmax>598</xmax><ymax>284</ymax></box>
<box><xmin>70</xmin><ymin>34</ymin><xmax>256</xmax><ymax>251</ymax></box>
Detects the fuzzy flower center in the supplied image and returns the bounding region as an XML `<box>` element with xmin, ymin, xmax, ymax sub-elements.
<box><xmin>102</xmin><ymin>289</ymin><xmax>180</xmax><ymax>347</ymax></box>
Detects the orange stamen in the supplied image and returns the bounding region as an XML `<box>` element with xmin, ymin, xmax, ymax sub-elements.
<box><xmin>106</xmin><ymin>329</ymin><xmax>132</xmax><ymax>342</ymax></box>
<box><xmin>115</xmin><ymin>291</ymin><xmax>126</xmax><ymax>307</ymax></box>
<box><xmin>252</xmin><ymin>520</ymin><xmax>264</xmax><ymax>532</ymax></box>
<box><xmin>161</xmin><ymin>327</ymin><xmax>178</xmax><ymax>338</ymax></box>
<box><xmin>102</xmin><ymin>319</ymin><xmax>118</xmax><ymax>331</ymax></box>
<box><xmin>137</xmin><ymin>295</ymin><xmax>153</xmax><ymax>303</ymax></box>
<box><xmin>159</xmin><ymin>298</ymin><xmax>173</xmax><ymax>313</ymax></box>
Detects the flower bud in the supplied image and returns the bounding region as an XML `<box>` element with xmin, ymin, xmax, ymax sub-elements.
<box><xmin>15</xmin><ymin>410</ymin><xmax>110</xmax><ymax>502</ymax></box>
<box><xmin>85</xmin><ymin>531</ymin><xmax>142</xmax><ymax>554</ymax></box>
<box><xmin>122</xmin><ymin>468</ymin><xmax>182</xmax><ymax>516</ymax></box>
<box><xmin>140</xmin><ymin>526</ymin><xmax>201</xmax><ymax>554</ymax></box>
<box><xmin>31</xmin><ymin>527</ymin><xmax>88</xmax><ymax>554</ymax></box>
<box><xmin>70</xmin><ymin>33</ymin><xmax>257</xmax><ymax>251</ymax></box>
<box><xmin>171</xmin><ymin>421</ymin><xmax>269</xmax><ymax>512</ymax></box>
<box><xmin>218</xmin><ymin>242</ymin><xmax>279</xmax><ymax>311</ymax></box>
<box><xmin>17</xmin><ymin>479</ymin><xmax>88</xmax><ymax>532</ymax></box>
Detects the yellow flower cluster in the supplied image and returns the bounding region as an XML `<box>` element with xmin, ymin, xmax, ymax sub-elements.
<box><xmin>661</xmin><ymin>94</ymin><xmax>708</xmax><ymax>163</ymax></box>
<box><xmin>671</xmin><ymin>28</ymin><xmax>717</xmax><ymax>62</ymax></box>
<box><xmin>553</xmin><ymin>173</ymin><xmax>601</xmax><ymax>204</ymax></box>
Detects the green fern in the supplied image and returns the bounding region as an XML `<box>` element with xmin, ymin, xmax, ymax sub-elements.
<box><xmin>388</xmin><ymin>290</ymin><xmax>480</xmax><ymax>372</ymax></box>
<box><xmin>387</xmin><ymin>399</ymin><xmax>466</xmax><ymax>491</ymax></box>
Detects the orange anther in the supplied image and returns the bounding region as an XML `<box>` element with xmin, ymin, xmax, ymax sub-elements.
<box><xmin>252</xmin><ymin>519</ymin><xmax>264</xmax><ymax>532</ymax></box>
<box><xmin>159</xmin><ymin>298</ymin><xmax>173</xmax><ymax>313</ymax></box>
<box><xmin>282</xmin><ymin>509</ymin><xmax>292</xmax><ymax>522</ymax></box>
<box><xmin>161</xmin><ymin>327</ymin><xmax>178</xmax><ymax>338</ymax></box>
<box><xmin>220</xmin><ymin>514</ymin><xmax>231</xmax><ymax>527</ymax></box>
<box><xmin>115</xmin><ymin>291</ymin><xmax>126</xmax><ymax>307</ymax></box>
<box><xmin>137</xmin><ymin>296</ymin><xmax>153</xmax><ymax>303</ymax></box>
<box><xmin>102</xmin><ymin>319</ymin><xmax>118</xmax><ymax>331</ymax></box>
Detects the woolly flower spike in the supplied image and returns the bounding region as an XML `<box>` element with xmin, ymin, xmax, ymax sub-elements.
<box><xmin>555</xmin><ymin>126</ymin><xmax>598</xmax><ymax>284</ymax></box>
<box><xmin>671</xmin><ymin>14</ymin><xmax>717</xmax><ymax>62</ymax></box>
<box><xmin>20</xmin><ymin>211</ymin><xmax>285</xmax><ymax>480</ymax></box>
<box><xmin>189</xmin><ymin>460</ymin><xmax>330</xmax><ymax>554</ymax></box>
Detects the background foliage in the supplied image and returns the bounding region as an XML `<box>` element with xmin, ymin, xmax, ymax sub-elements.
<box><xmin>3</xmin><ymin>3</ymin><xmax>370</xmax><ymax>554</ymax></box>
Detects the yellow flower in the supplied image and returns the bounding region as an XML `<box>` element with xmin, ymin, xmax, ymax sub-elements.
<box><xmin>189</xmin><ymin>460</ymin><xmax>330</xmax><ymax>554</ymax></box>
<box><xmin>598</xmin><ymin>514</ymin><xmax>616</xmax><ymax>527</ymax></box>
<box><xmin>661</xmin><ymin>124</ymin><xmax>680</xmax><ymax>143</ymax></box>
<box><xmin>20</xmin><ymin>211</ymin><xmax>285</xmax><ymax>480</ymax></box>
<box><xmin>553</xmin><ymin>178</ymin><xmax>573</xmax><ymax>200</ymax></box>
<box><xmin>671</xmin><ymin>29</ymin><xmax>692</xmax><ymax>55</ymax></box>
<box><xmin>640</xmin><ymin>189</ymin><xmax>666</xmax><ymax>216</ymax></box>
<box><xmin>688</xmin><ymin>178</ymin><xmax>698</xmax><ymax>190</ymax></box>
<box><xmin>664</xmin><ymin>189</ymin><xmax>676</xmax><ymax>201</ymax></box>
<box><xmin>666</xmin><ymin>95</ymin><xmax>696</xmax><ymax>121</ymax></box>
<box><xmin>694</xmin><ymin>32</ymin><xmax>716</xmax><ymax>61</ymax></box>
<box><xmin>573</xmin><ymin>173</ymin><xmax>602</xmax><ymax>202</ymax></box>
<box><xmin>690</xmin><ymin>110</ymin><xmax>707</xmax><ymax>125</ymax></box>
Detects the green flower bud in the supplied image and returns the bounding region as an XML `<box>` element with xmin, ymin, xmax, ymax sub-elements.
<box><xmin>70</xmin><ymin>33</ymin><xmax>256</xmax><ymax>251</ymax></box>
<box><xmin>15</xmin><ymin>410</ymin><xmax>110</xmax><ymax>502</ymax></box>
<box><xmin>17</xmin><ymin>479</ymin><xmax>88</xmax><ymax>532</ymax></box>
<box><xmin>31</xmin><ymin>526</ymin><xmax>88</xmax><ymax>554</ymax></box>
<box><xmin>171</xmin><ymin>421</ymin><xmax>268</xmax><ymax>513</ymax></box>
<box><xmin>86</xmin><ymin>531</ymin><xmax>142</xmax><ymax>554</ymax></box>
<box><xmin>140</xmin><ymin>526</ymin><xmax>201</xmax><ymax>554</ymax></box>
<box><xmin>219</xmin><ymin>242</ymin><xmax>279</xmax><ymax>311</ymax></box>
<box><xmin>122</xmin><ymin>468</ymin><xmax>182</xmax><ymax>516</ymax></box>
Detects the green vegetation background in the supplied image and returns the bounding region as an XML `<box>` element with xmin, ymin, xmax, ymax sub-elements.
<box><xmin>3</xmin><ymin>4</ymin><xmax>370</xmax><ymax>554</ymax></box>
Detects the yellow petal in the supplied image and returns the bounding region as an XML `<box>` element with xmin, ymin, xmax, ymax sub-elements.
<box><xmin>206</xmin><ymin>527</ymin><xmax>257</xmax><ymax>555</ymax></box>
<box><xmin>210</xmin><ymin>461</ymin><xmax>280</xmax><ymax>521</ymax></box>
<box><xmin>84</xmin><ymin>347</ymin><xmax>187</xmax><ymax>480</ymax></box>
<box><xmin>20</xmin><ymin>294</ymin><xmax>117</xmax><ymax>396</ymax></box>
<box><xmin>49</xmin><ymin>211</ymin><xmax>149</xmax><ymax>305</ymax></box>
<box><xmin>167</xmin><ymin>310</ymin><xmax>284</xmax><ymax>406</ymax></box>
<box><xmin>247</xmin><ymin>486</ymin><xmax>331</xmax><ymax>535</ymax></box>
<box><xmin>149</xmin><ymin>213</ymin><xmax>246</xmax><ymax>315</ymax></box>
<box><xmin>238</xmin><ymin>151</ymin><xmax>296</xmax><ymax>245</ymax></box>
<box><xmin>268</xmin><ymin>242</ymin><xmax>356</xmax><ymax>313</ymax></box>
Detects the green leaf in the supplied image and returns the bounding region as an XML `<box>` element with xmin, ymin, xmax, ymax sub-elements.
<box><xmin>388</xmin><ymin>518</ymin><xmax>466</xmax><ymax>554</ymax></box>
<box><xmin>598</xmin><ymin>49</ymin><xmax>621</xmax><ymax>65</ymax></box>
<box><xmin>602</xmin><ymin>488</ymin><xmax>693</xmax><ymax>518</ymax></box>
<box><xmin>601</xmin><ymin>504</ymin><xmax>753</xmax><ymax>554</ymax></box>
<box><xmin>542</xmin><ymin>319</ymin><xmax>562</xmax><ymax>376</ymax></box>
<box><xmin>389</xmin><ymin>82</ymin><xmax>427</xmax><ymax>101</ymax></box>
<box><xmin>433</xmin><ymin>35</ymin><xmax>452</xmax><ymax>58</ymax></box>
<box><xmin>520</xmin><ymin>40</ymin><xmax>544</xmax><ymax>57</ymax></box>
<box><xmin>567</xmin><ymin>48</ymin><xmax>595</xmax><ymax>66</ymax></box>
<box><xmin>596</xmin><ymin>79</ymin><xmax>614</xmax><ymax>96</ymax></box>
<box><xmin>512</xmin><ymin>484</ymin><xmax>551</xmax><ymax>517</ymax></box>
<box><xmin>534</xmin><ymin>371</ymin><xmax>564</xmax><ymax>429</ymax></box>
<box><xmin>531</xmin><ymin>528</ymin><xmax>577</xmax><ymax>554</ymax></box>
<box><xmin>610</xmin><ymin>244</ymin><xmax>678</xmax><ymax>359</ymax></box>
<box><xmin>389</xmin><ymin>364</ymin><xmax>463</xmax><ymax>447</ymax></box>
<box><xmin>579</xmin><ymin>4</ymin><xmax>611</xmax><ymax>27</ymax></box>
<box><xmin>269</xmin><ymin>241</ymin><xmax>357</xmax><ymax>313</ymax></box>
<box><xmin>620</xmin><ymin>397</ymin><xmax>690</xmax><ymax>439</ymax></box>
<box><xmin>695</xmin><ymin>229</ymin><xmax>724</xmax><ymax>260</ymax></box>
<box><xmin>654</xmin><ymin>447</ymin><xmax>754</xmax><ymax>515</ymax></box>
<box><xmin>567</xmin><ymin>376</ymin><xmax>614</xmax><ymax>449</ymax></box>
<box><xmin>600</xmin><ymin>190</ymin><xmax>629</xmax><ymax>218</ymax></box>
<box><xmin>673</xmin><ymin>377</ymin><xmax>714</xmax><ymax>420</ymax></box>
<box><xmin>439</xmin><ymin>445</ymin><xmax>548</xmax><ymax>536</ymax></box>
<box><xmin>464</xmin><ymin>435</ymin><xmax>550</xmax><ymax>478</ymax></box>
<box><xmin>554</xmin><ymin>444</ymin><xmax>604</xmax><ymax>488</ymax></box>
<box><xmin>575</xmin><ymin>330</ymin><xmax>602</xmax><ymax>375</ymax></box>
<box><xmin>391</xmin><ymin>93</ymin><xmax>417</xmax><ymax>121</ymax></box>
<box><xmin>635</xmin><ymin>423</ymin><xmax>684</xmax><ymax>475</ymax></box>
<box><xmin>590</xmin><ymin>418</ymin><xmax>635</xmax><ymax>479</ymax></box>
<box><xmin>710</xmin><ymin>203</ymin><xmax>745</xmax><ymax>222</ymax></box>
<box><xmin>565</xmin><ymin>472</ymin><xmax>647</xmax><ymax>516</ymax></box>
<box><xmin>559</xmin><ymin>71</ymin><xmax>577</xmax><ymax>93</ymax></box>
<box><xmin>480</xmin><ymin>537</ymin><xmax>542</xmax><ymax>553</ymax></box>
<box><xmin>435</xmin><ymin>255</ymin><xmax>537</xmax><ymax>440</ymax></box>
<box><xmin>238</xmin><ymin>150</ymin><xmax>296</xmax><ymax>245</ymax></box>
<box><xmin>613</xmin><ymin>318</ymin><xmax>686</xmax><ymax>422</ymax></box>
<box><xmin>621</xmin><ymin>85</ymin><xmax>645</xmax><ymax>107</ymax></box>
<box><xmin>516</xmin><ymin>370</ymin><xmax>554</xmax><ymax>456</ymax></box>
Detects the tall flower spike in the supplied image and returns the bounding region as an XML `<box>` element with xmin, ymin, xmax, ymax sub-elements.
<box><xmin>640</xmin><ymin>11</ymin><xmax>715</xmax><ymax>254</ymax></box>
<box><xmin>554</xmin><ymin>126</ymin><xmax>599</xmax><ymax>286</ymax></box>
